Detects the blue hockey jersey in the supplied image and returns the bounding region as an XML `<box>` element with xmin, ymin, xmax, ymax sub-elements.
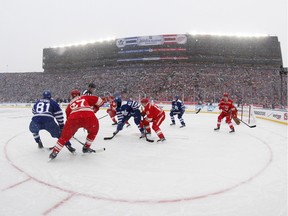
<box><xmin>116</xmin><ymin>100</ymin><xmax>141</xmax><ymax>131</ymax></box>
<box><xmin>171</xmin><ymin>99</ymin><xmax>185</xmax><ymax>113</ymax></box>
<box><xmin>32</xmin><ymin>98</ymin><xmax>64</xmax><ymax>127</ymax></box>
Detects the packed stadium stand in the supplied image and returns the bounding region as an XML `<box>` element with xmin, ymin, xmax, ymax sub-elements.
<box><xmin>0</xmin><ymin>34</ymin><xmax>287</xmax><ymax>108</ymax></box>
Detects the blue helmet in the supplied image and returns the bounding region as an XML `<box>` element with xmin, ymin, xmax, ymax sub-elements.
<box><xmin>113</xmin><ymin>91</ymin><xmax>121</xmax><ymax>98</ymax></box>
<box><xmin>114</xmin><ymin>96</ymin><xmax>122</xmax><ymax>108</ymax></box>
<box><xmin>174</xmin><ymin>95</ymin><xmax>179</xmax><ymax>100</ymax></box>
<box><xmin>114</xmin><ymin>96</ymin><xmax>122</xmax><ymax>103</ymax></box>
<box><xmin>42</xmin><ymin>90</ymin><xmax>51</xmax><ymax>99</ymax></box>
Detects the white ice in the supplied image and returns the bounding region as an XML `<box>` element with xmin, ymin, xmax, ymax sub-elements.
<box><xmin>0</xmin><ymin>108</ymin><xmax>287</xmax><ymax>216</ymax></box>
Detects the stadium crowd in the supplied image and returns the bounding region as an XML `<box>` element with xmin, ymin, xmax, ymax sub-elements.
<box><xmin>0</xmin><ymin>63</ymin><xmax>286</xmax><ymax>108</ymax></box>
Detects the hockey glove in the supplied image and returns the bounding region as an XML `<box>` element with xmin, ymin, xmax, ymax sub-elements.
<box><xmin>122</xmin><ymin>110</ymin><xmax>129</xmax><ymax>116</ymax></box>
<box><xmin>93</xmin><ymin>106</ymin><xmax>99</xmax><ymax>113</ymax></box>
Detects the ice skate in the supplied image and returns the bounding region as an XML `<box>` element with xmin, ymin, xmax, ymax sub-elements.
<box><xmin>180</xmin><ymin>123</ymin><xmax>186</xmax><ymax>128</ymax></box>
<box><xmin>82</xmin><ymin>147</ymin><xmax>95</xmax><ymax>153</ymax></box>
<box><xmin>229</xmin><ymin>128</ymin><xmax>235</xmax><ymax>133</ymax></box>
<box><xmin>157</xmin><ymin>138</ymin><xmax>166</xmax><ymax>142</ymax></box>
<box><xmin>49</xmin><ymin>151</ymin><xmax>58</xmax><ymax>160</ymax></box>
<box><xmin>37</xmin><ymin>141</ymin><xmax>43</xmax><ymax>149</ymax></box>
<box><xmin>65</xmin><ymin>144</ymin><xmax>76</xmax><ymax>153</ymax></box>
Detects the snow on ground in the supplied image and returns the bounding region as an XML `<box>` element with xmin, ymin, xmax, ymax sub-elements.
<box><xmin>0</xmin><ymin>108</ymin><xmax>287</xmax><ymax>216</ymax></box>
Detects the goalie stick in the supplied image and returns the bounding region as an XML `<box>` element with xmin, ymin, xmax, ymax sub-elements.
<box><xmin>238</xmin><ymin>119</ymin><xmax>256</xmax><ymax>128</ymax></box>
<box><xmin>72</xmin><ymin>137</ymin><xmax>106</xmax><ymax>152</ymax></box>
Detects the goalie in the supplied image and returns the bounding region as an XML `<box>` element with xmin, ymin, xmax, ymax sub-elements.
<box><xmin>214</xmin><ymin>93</ymin><xmax>239</xmax><ymax>133</ymax></box>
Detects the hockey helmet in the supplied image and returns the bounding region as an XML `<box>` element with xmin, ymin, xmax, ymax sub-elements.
<box><xmin>71</xmin><ymin>89</ymin><xmax>81</xmax><ymax>98</ymax></box>
<box><xmin>114</xmin><ymin>96</ymin><xmax>122</xmax><ymax>108</ymax></box>
<box><xmin>114</xmin><ymin>96</ymin><xmax>122</xmax><ymax>103</ymax></box>
<box><xmin>88</xmin><ymin>83</ymin><xmax>96</xmax><ymax>88</ymax></box>
<box><xmin>223</xmin><ymin>93</ymin><xmax>229</xmax><ymax>97</ymax></box>
<box><xmin>174</xmin><ymin>95</ymin><xmax>179</xmax><ymax>100</ymax></box>
<box><xmin>140</xmin><ymin>98</ymin><xmax>149</xmax><ymax>104</ymax></box>
<box><xmin>42</xmin><ymin>90</ymin><xmax>51</xmax><ymax>99</ymax></box>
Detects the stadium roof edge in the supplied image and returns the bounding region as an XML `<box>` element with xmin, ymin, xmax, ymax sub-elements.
<box><xmin>47</xmin><ymin>33</ymin><xmax>273</xmax><ymax>49</ymax></box>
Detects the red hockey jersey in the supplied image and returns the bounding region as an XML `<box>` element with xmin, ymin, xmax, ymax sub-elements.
<box><xmin>143</xmin><ymin>103</ymin><xmax>164</xmax><ymax>122</ymax></box>
<box><xmin>66</xmin><ymin>95</ymin><xmax>104</xmax><ymax>119</ymax></box>
<box><xmin>218</xmin><ymin>98</ymin><xmax>236</xmax><ymax>113</ymax></box>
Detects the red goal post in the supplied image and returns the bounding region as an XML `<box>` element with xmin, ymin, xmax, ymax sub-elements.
<box><xmin>238</xmin><ymin>104</ymin><xmax>257</xmax><ymax>127</ymax></box>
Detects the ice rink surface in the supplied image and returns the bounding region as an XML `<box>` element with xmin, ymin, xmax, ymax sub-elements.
<box><xmin>0</xmin><ymin>108</ymin><xmax>287</xmax><ymax>216</ymax></box>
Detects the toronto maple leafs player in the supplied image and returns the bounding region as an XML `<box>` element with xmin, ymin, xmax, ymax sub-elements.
<box><xmin>113</xmin><ymin>97</ymin><xmax>144</xmax><ymax>137</ymax></box>
<box><xmin>170</xmin><ymin>95</ymin><xmax>186</xmax><ymax>128</ymax></box>
<box><xmin>29</xmin><ymin>90</ymin><xmax>75</xmax><ymax>153</ymax></box>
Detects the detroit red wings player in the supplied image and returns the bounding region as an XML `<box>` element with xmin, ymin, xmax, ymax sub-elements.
<box><xmin>214</xmin><ymin>93</ymin><xmax>238</xmax><ymax>133</ymax></box>
<box><xmin>49</xmin><ymin>89</ymin><xmax>104</xmax><ymax>160</ymax></box>
<box><xmin>106</xmin><ymin>95</ymin><xmax>130</xmax><ymax>127</ymax></box>
<box><xmin>140</xmin><ymin>98</ymin><xmax>166</xmax><ymax>142</ymax></box>
<box><xmin>107</xmin><ymin>96</ymin><xmax>118</xmax><ymax>125</ymax></box>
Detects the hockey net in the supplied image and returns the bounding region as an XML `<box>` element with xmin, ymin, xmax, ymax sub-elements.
<box><xmin>238</xmin><ymin>104</ymin><xmax>257</xmax><ymax>127</ymax></box>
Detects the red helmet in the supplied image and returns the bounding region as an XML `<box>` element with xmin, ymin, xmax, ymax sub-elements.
<box><xmin>71</xmin><ymin>89</ymin><xmax>81</xmax><ymax>98</ymax></box>
<box><xmin>141</xmin><ymin>98</ymin><xmax>149</xmax><ymax>104</ymax></box>
<box><xmin>223</xmin><ymin>93</ymin><xmax>229</xmax><ymax>97</ymax></box>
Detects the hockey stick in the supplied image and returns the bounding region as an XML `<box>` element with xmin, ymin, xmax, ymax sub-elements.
<box><xmin>72</xmin><ymin>136</ymin><xmax>86</xmax><ymax>145</ymax></box>
<box><xmin>72</xmin><ymin>137</ymin><xmax>106</xmax><ymax>152</ymax></box>
<box><xmin>104</xmin><ymin>134</ymin><xmax>116</xmax><ymax>140</ymax></box>
<box><xmin>99</xmin><ymin>114</ymin><xmax>108</xmax><ymax>120</ymax></box>
<box><xmin>139</xmin><ymin>132</ymin><xmax>154</xmax><ymax>143</ymax></box>
<box><xmin>104</xmin><ymin>131</ymin><xmax>118</xmax><ymax>140</ymax></box>
<box><xmin>195</xmin><ymin>108</ymin><xmax>201</xmax><ymax>114</ymax></box>
<box><xmin>239</xmin><ymin>119</ymin><xmax>256</xmax><ymax>128</ymax></box>
<box><xmin>143</xmin><ymin>128</ymin><xmax>154</xmax><ymax>143</ymax></box>
<box><xmin>141</xmin><ymin>118</ymin><xmax>154</xmax><ymax>143</ymax></box>
<box><xmin>145</xmin><ymin>134</ymin><xmax>154</xmax><ymax>143</ymax></box>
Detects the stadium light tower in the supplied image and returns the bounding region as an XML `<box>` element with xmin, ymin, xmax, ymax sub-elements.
<box><xmin>279</xmin><ymin>65</ymin><xmax>287</xmax><ymax>108</ymax></box>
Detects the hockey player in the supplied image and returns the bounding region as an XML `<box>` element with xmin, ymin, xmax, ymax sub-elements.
<box><xmin>170</xmin><ymin>95</ymin><xmax>186</xmax><ymax>128</ymax></box>
<box><xmin>112</xmin><ymin>97</ymin><xmax>144</xmax><ymax>137</ymax></box>
<box><xmin>106</xmin><ymin>95</ymin><xmax>130</xmax><ymax>127</ymax></box>
<box><xmin>140</xmin><ymin>98</ymin><xmax>166</xmax><ymax>142</ymax></box>
<box><xmin>214</xmin><ymin>93</ymin><xmax>237</xmax><ymax>133</ymax></box>
<box><xmin>49</xmin><ymin>89</ymin><xmax>104</xmax><ymax>160</ymax></box>
<box><xmin>106</xmin><ymin>96</ymin><xmax>118</xmax><ymax>125</ymax></box>
<box><xmin>82</xmin><ymin>83</ymin><xmax>96</xmax><ymax>95</ymax></box>
<box><xmin>29</xmin><ymin>90</ymin><xmax>75</xmax><ymax>153</ymax></box>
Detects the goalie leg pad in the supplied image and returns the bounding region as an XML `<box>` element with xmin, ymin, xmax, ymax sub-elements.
<box><xmin>233</xmin><ymin>117</ymin><xmax>240</xmax><ymax>125</ymax></box>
